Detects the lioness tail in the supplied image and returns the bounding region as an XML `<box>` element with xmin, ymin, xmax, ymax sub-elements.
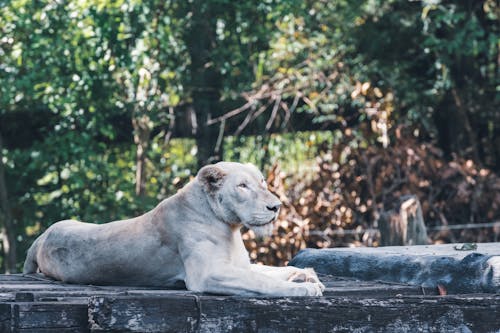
<box><xmin>22</xmin><ymin>237</ymin><xmax>41</xmax><ymax>274</ymax></box>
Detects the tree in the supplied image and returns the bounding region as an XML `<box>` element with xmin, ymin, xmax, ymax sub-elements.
<box><xmin>184</xmin><ymin>1</ymin><xmax>224</xmax><ymax>168</ymax></box>
<box><xmin>0</xmin><ymin>132</ymin><xmax>17</xmax><ymax>273</ymax></box>
<box><xmin>234</xmin><ymin>0</ymin><xmax>499</xmax><ymax>169</ymax></box>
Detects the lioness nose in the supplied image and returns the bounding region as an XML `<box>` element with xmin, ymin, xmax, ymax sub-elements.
<box><xmin>266</xmin><ymin>203</ymin><xmax>281</xmax><ymax>212</ymax></box>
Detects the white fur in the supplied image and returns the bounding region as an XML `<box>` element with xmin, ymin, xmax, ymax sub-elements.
<box><xmin>23</xmin><ymin>162</ymin><xmax>324</xmax><ymax>296</ymax></box>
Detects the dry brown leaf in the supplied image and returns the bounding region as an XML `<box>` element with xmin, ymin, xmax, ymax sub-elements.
<box><xmin>437</xmin><ymin>284</ymin><xmax>447</xmax><ymax>296</ymax></box>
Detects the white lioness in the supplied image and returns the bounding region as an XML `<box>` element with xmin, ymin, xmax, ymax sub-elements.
<box><xmin>23</xmin><ymin>162</ymin><xmax>324</xmax><ymax>296</ymax></box>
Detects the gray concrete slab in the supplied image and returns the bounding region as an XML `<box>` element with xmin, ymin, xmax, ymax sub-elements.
<box><xmin>289</xmin><ymin>242</ymin><xmax>500</xmax><ymax>294</ymax></box>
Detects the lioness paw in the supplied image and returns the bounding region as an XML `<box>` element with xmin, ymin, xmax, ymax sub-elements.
<box><xmin>287</xmin><ymin>267</ymin><xmax>317</xmax><ymax>282</ymax></box>
<box><xmin>288</xmin><ymin>268</ymin><xmax>324</xmax><ymax>290</ymax></box>
<box><xmin>287</xmin><ymin>268</ymin><xmax>325</xmax><ymax>294</ymax></box>
<box><xmin>299</xmin><ymin>282</ymin><xmax>323</xmax><ymax>296</ymax></box>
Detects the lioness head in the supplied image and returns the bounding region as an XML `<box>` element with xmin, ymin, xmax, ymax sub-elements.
<box><xmin>197</xmin><ymin>162</ymin><xmax>281</xmax><ymax>237</ymax></box>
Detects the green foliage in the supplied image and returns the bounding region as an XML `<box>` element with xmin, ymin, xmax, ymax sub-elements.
<box><xmin>0</xmin><ymin>0</ymin><xmax>497</xmax><ymax>271</ymax></box>
<box><xmin>225</xmin><ymin>131</ymin><xmax>335</xmax><ymax>174</ymax></box>
<box><xmin>251</xmin><ymin>0</ymin><xmax>498</xmax><ymax>155</ymax></box>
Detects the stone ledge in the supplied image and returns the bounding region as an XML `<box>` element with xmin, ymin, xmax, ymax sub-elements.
<box><xmin>289</xmin><ymin>242</ymin><xmax>500</xmax><ymax>294</ymax></box>
<box><xmin>1</xmin><ymin>271</ymin><xmax>499</xmax><ymax>332</ymax></box>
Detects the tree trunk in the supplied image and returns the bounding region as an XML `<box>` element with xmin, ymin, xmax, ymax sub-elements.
<box><xmin>433</xmin><ymin>88</ymin><xmax>480</xmax><ymax>164</ymax></box>
<box><xmin>379</xmin><ymin>195</ymin><xmax>428</xmax><ymax>246</ymax></box>
<box><xmin>0</xmin><ymin>132</ymin><xmax>17</xmax><ymax>273</ymax></box>
<box><xmin>185</xmin><ymin>1</ymin><xmax>223</xmax><ymax>168</ymax></box>
<box><xmin>132</xmin><ymin>115</ymin><xmax>151</xmax><ymax>197</ymax></box>
<box><xmin>450</xmin><ymin>87</ymin><xmax>480</xmax><ymax>164</ymax></box>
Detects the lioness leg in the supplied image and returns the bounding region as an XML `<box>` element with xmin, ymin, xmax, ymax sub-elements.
<box><xmin>188</xmin><ymin>265</ymin><xmax>323</xmax><ymax>296</ymax></box>
<box><xmin>181</xmin><ymin>245</ymin><xmax>323</xmax><ymax>296</ymax></box>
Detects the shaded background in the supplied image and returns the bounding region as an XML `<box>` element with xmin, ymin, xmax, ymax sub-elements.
<box><xmin>0</xmin><ymin>0</ymin><xmax>499</xmax><ymax>272</ymax></box>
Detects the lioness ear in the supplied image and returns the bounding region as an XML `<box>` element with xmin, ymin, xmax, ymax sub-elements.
<box><xmin>198</xmin><ymin>165</ymin><xmax>227</xmax><ymax>192</ymax></box>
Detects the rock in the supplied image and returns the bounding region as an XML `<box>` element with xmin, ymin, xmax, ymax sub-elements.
<box><xmin>289</xmin><ymin>243</ymin><xmax>500</xmax><ymax>294</ymax></box>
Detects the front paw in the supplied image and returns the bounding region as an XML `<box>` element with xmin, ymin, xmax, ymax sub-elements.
<box><xmin>288</xmin><ymin>268</ymin><xmax>325</xmax><ymax>292</ymax></box>
<box><xmin>296</xmin><ymin>282</ymin><xmax>323</xmax><ymax>296</ymax></box>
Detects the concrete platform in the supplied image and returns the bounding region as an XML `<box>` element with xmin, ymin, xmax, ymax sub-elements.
<box><xmin>0</xmin><ymin>273</ymin><xmax>499</xmax><ymax>332</ymax></box>
<box><xmin>1</xmin><ymin>243</ymin><xmax>499</xmax><ymax>332</ymax></box>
